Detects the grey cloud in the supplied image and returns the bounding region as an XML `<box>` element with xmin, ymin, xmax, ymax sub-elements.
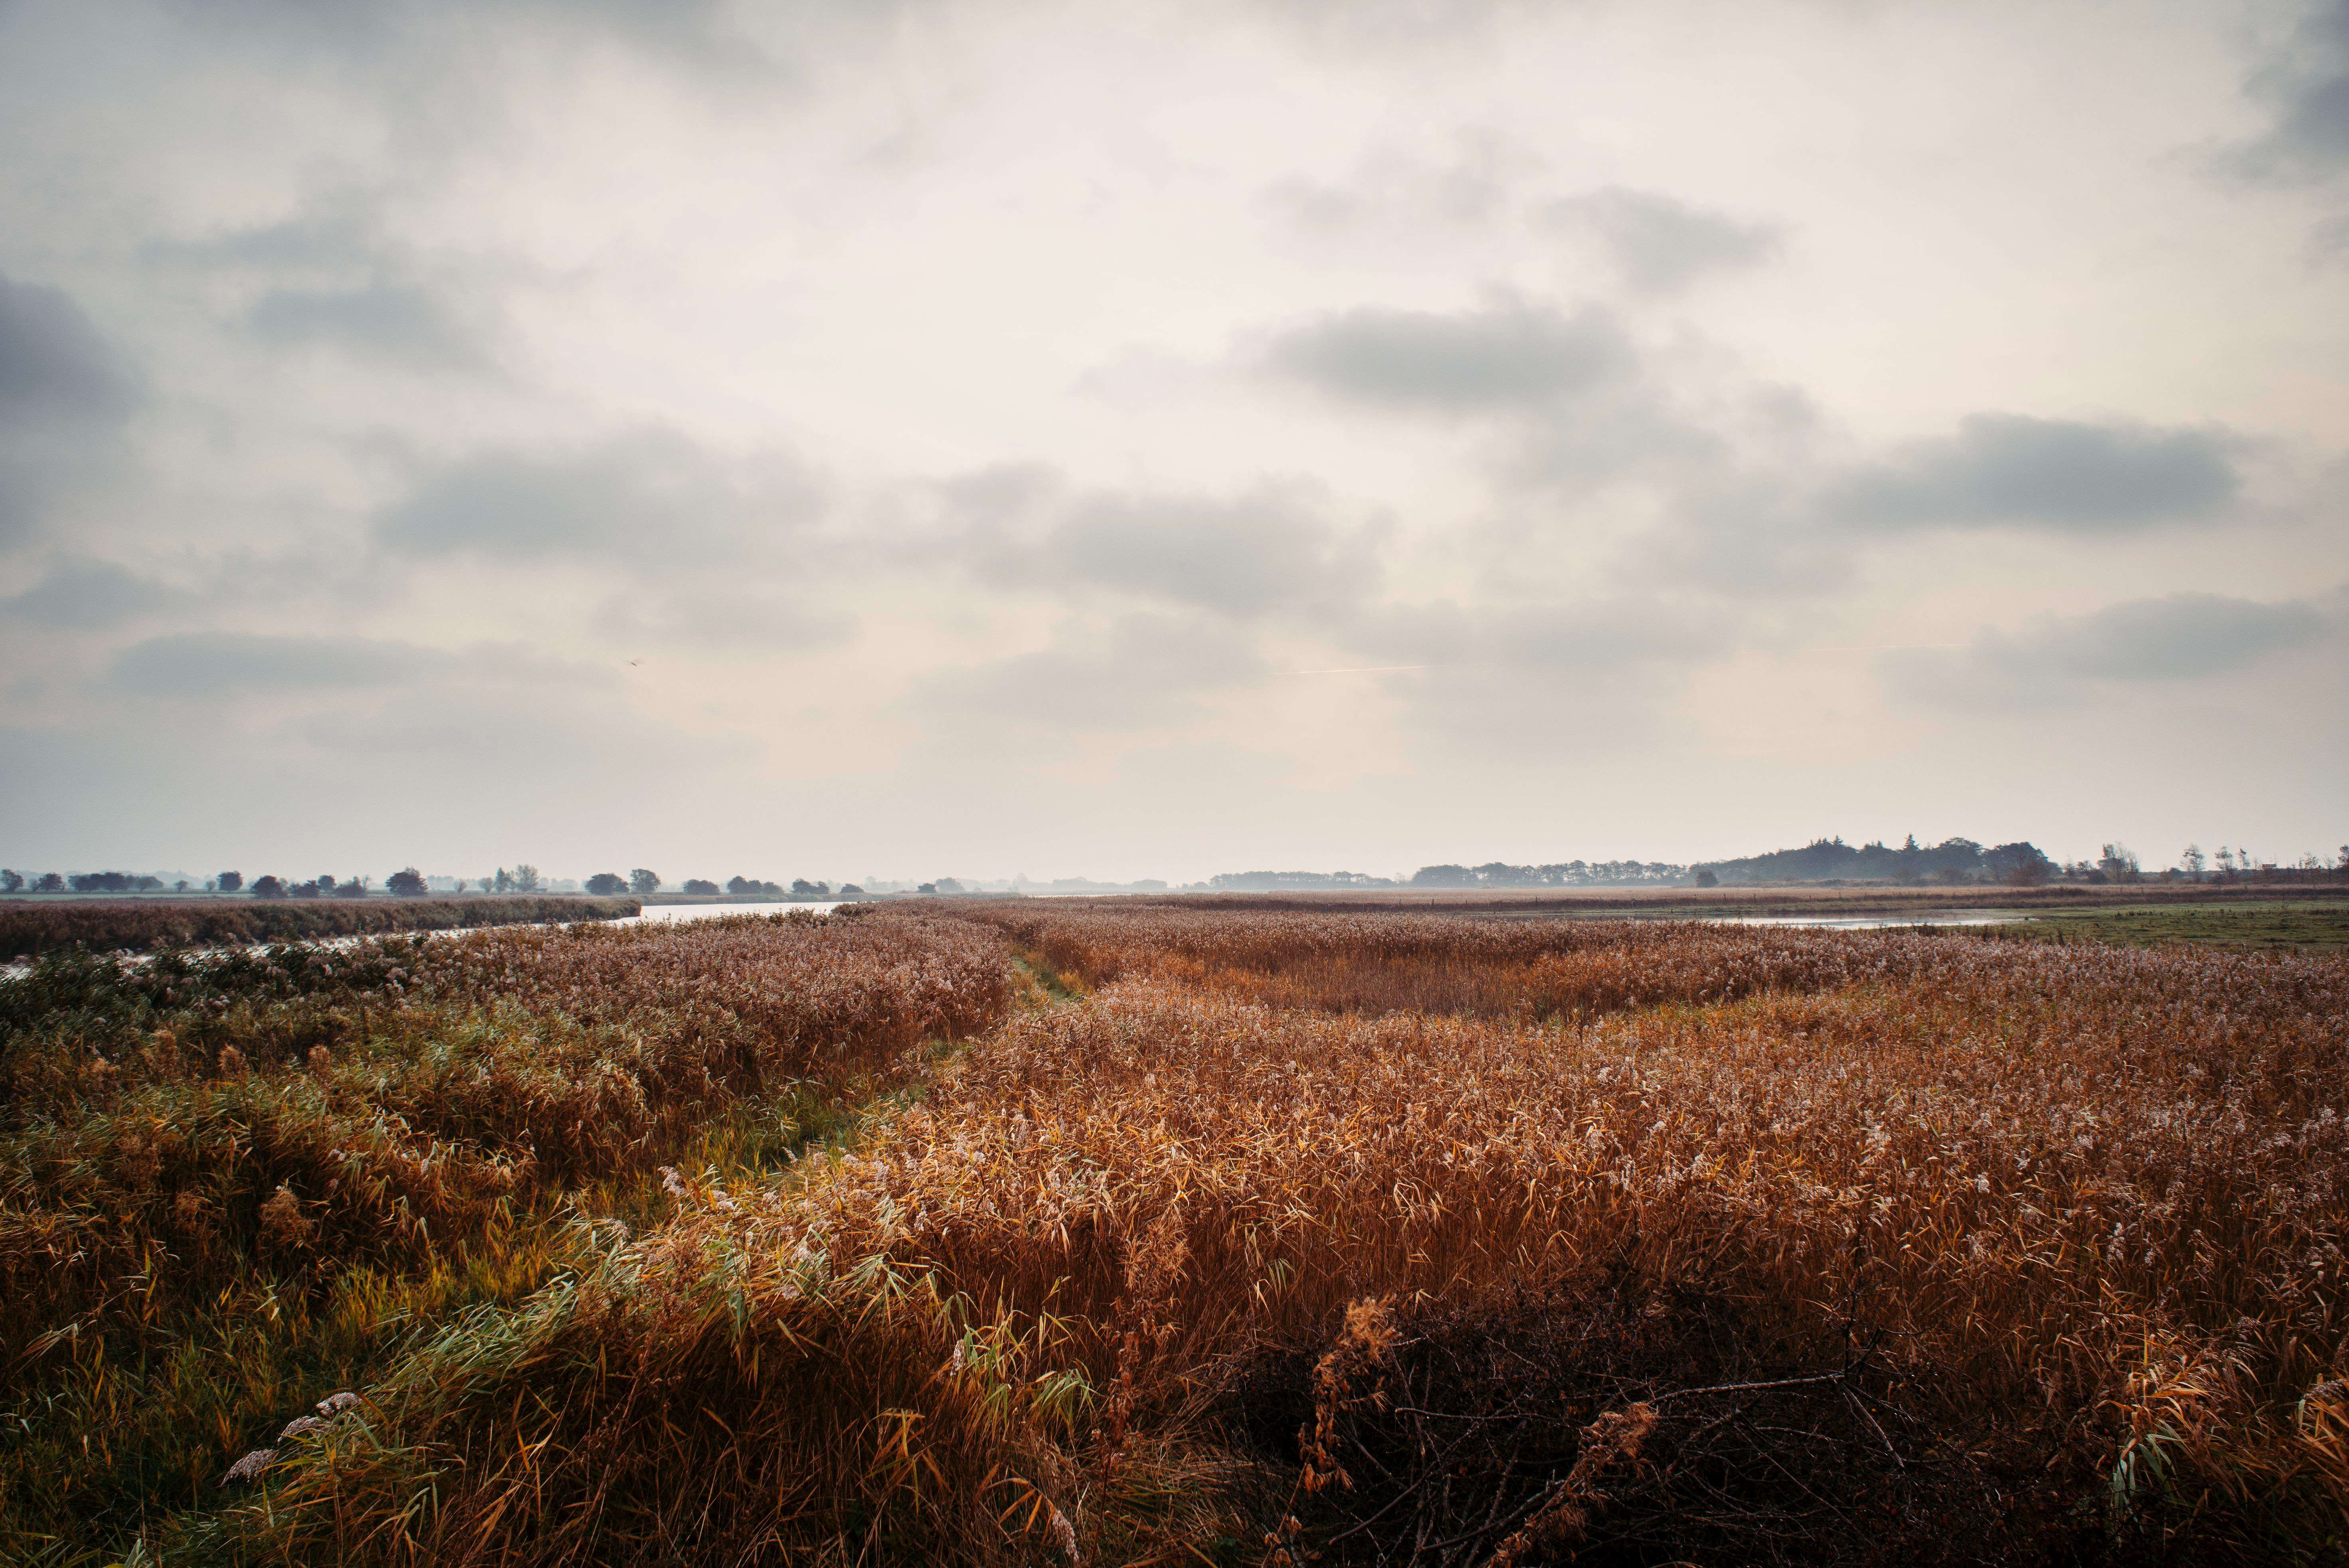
<box><xmin>1260</xmin><ymin>132</ymin><xmax>1535</xmax><ymax>234</ymax></box>
<box><xmin>1047</xmin><ymin>486</ymin><xmax>1383</xmax><ymax>618</ymax></box>
<box><xmin>1265</xmin><ymin>300</ymin><xmax>1634</xmax><ymax>413</ymax></box>
<box><xmin>1535</xmin><ymin>187</ymin><xmax>1782</xmax><ymax>293</ymax></box>
<box><xmin>144</xmin><ymin>208</ymin><xmax>378</xmax><ymax>274</ymax></box>
<box><xmin>153</xmin><ymin>0</ymin><xmax>751</xmax><ymax>68</ymax></box>
<box><xmin>245</xmin><ymin>280</ymin><xmax>484</xmax><ymax>365</ymax></box>
<box><xmin>911</xmin><ymin>614</ymin><xmax>1266</xmax><ymax>734</ymax></box>
<box><xmin>0</xmin><ymin>559</ymin><xmax>175</xmax><ymax>628</ymax></box>
<box><xmin>376</xmin><ymin>430</ymin><xmax>825</xmax><ymax>567</ymax></box>
<box><xmin>1890</xmin><ymin>591</ymin><xmax>2335</xmax><ymax>709</ymax></box>
<box><xmin>109</xmin><ymin>632</ymin><xmax>444</xmax><ymax>696</ymax></box>
<box><xmin>1824</xmin><ymin>414</ymin><xmax>2239</xmax><ymax>533</ymax></box>
<box><xmin>0</xmin><ymin>273</ymin><xmax>139</xmax><ymax>421</ymax></box>
<box><xmin>0</xmin><ymin>271</ymin><xmax>141</xmax><ymax>545</ymax></box>
<box><xmin>2232</xmin><ymin>0</ymin><xmax>2349</xmax><ymax>180</ymax></box>
<box><xmin>949</xmin><ymin>471</ymin><xmax>1387</xmax><ymax>620</ymax></box>
<box><xmin>146</xmin><ymin>203</ymin><xmax>494</xmax><ymax>369</ymax></box>
<box><xmin>1615</xmin><ymin>478</ymin><xmax>1856</xmax><ymax>600</ymax></box>
<box><xmin>107</xmin><ymin>632</ymin><xmax>611</xmax><ymax>699</ymax></box>
<box><xmin>594</xmin><ymin>586</ymin><xmax>854</xmax><ymax>653</ymax></box>
<box><xmin>1329</xmin><ymin>596</ymin><xmax>1728</xmax><ymax>759</ymax></box>
<box><xmin>1345</xmin><ymin>595</ymin><xmax>1731</xmax><ymax>672</ymax></box>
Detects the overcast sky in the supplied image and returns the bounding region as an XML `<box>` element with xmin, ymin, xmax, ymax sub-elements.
<box><xmin>2</xmin><ymin>0</ymin><xmax>2344</xmax><ymax>885</ymax></box>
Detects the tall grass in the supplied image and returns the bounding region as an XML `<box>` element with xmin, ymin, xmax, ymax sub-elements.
<box><xmin>11</xmin><ymin>904</ymin><xmax>2344</xmax><ymax>1564</ymax></box>
<box><xmin>0</xmin><ymin>910</ymin><xmax>1009</xmax><ymax>1560</ymax></box>
<box><xmin>166</xmin><ymin>909</ymin><xmax>2349</xmax><ymax>1566</ymax></box>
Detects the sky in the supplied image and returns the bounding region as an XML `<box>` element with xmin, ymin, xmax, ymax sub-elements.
<box><xmin>1</xmin><ymin>0</ymin><xmax>2344</xmax><ymax>887</ymax></box>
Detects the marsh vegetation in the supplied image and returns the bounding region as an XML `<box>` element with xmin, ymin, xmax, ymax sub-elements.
<box><xmin>1</xmin><ymin>903</ymin><xmax>2341</xmax><ymax>1564</ymax></box>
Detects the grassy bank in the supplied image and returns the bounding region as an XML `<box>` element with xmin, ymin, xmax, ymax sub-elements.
<box><xmin>0</xmin><ymin>897</ymin><xmax>640</xmax><ymax>961</ymax></box>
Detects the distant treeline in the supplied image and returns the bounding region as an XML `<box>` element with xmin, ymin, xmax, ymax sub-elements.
<box><xmin>1207</xmin><ymin>837</ymin><xmax>2064</xmax><ymax>893</ymax></box>
<box><xmin>0</xmin><ymin>896</ymin><xmax>639</xmax><ymax>962</ymax></box>
<box><xmin>1694</xmin><ymin>836</ymin><xmax>2055</xmax><ymax>885</ymax></box>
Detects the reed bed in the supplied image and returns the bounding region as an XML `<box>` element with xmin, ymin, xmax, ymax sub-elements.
<box><xmin>980</xmin><ymin>902</ymin><xmax>1994</xmax><ymax>1019</ymax></box>
<box><xmin>180</xmin><ymin>909</ymin><xmax>2349</xmax><ymax>1566</ymax></box>
<box><xmin>0</xmin><ymin>895</ymin><xmax>641</xmax><ymax>961</ymax></box>
<box><xmin>0</xmin><ymin>910</ymin><xmax>1009</xmax><ymax>1560</ymax></box>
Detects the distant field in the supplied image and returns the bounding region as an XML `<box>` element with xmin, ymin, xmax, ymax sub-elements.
<box><xmin>1992</xmin><ymin>899</ymin><xmax>2349</xmax><ymax>950</ymax></box>
<box><xmin>6</xmin><ymin>901</ymin><xmax>2339</xmax><ymax>1564</ymax></box>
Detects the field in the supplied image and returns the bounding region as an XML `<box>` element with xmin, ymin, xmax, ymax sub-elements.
<box><xmin>0</xmin><ymin>896</ymin><xmax>642</xmax><ymax>961</ymax></box>
<box><xmin>1</xmin><ymin>902</ymin><xmax>2343</xmax><ymax>1564</ymax></box>
<box><xmin>1993</xmin><ymin>901</ymin><xmax>2349</xmax><ymax>952</ymax></box>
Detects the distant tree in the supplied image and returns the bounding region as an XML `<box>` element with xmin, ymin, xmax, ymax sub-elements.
<box><xmin>0</xmin><ymin>870</ymin><xmax>20</xmax><ymax>893</ymax></box>
<box><xmin>387</xmin><ymin>867</ymin><xmax>428</xmax><ymax>897</ymax></box>
<box><xmin>2214</xmin><ymin>847</ymin><xmax>2237</xmax><ymax>877</ymax></box>
<box><xmin>1692</xmin><ymin>869</ymin><xmax>1718</xmax><ymax>888</ymax></box>
<box><xmin>726</xmin><ymin>875</ymin><xmax>754</xmax><ymax>895</ymax></box>
<box><xmin>71</xmin><ymin>872</ymin><xmax>135</xmax><ymax>893</ymax></box>
<box><xmin>217</xmin><ymin>870</ymin><xmax>242</xmax><ymax>892</ymax></box>
<box><xmin>917</xmin><ymin>883</ymin><xmax>937</xmax><ymax>895</ymax></box>
<box><xmin>586</xmin><ymin>872</ymin><xmax>628</xmax><ymax>895</ymax></box>
<box><xmin>790</xmin><ymin>878</ymin><xmax>831</xmax><ymax>897</ymax></box>
<box><xmin>174</xmin><ymin>880</ymin><xmax>189</xmax><ymax>893</ymax></box>
<box><xmin>511</xmin><ymin>864</ymin><xmax>542</xmax><ymax>893</ymax></box>
<box><xmin>935</xmin><ymin>877</ymin><xmax>964</xmax><ymax>894</ymax></box>
<box><xmin>251</xmin><ymin>875</ymin><xmax>286</xmax><ymax>899</ymax></box>
<box><xmin>2180</xmin><ymin>843</ymin><xmax>2206</xmax><ymax>879</ymax></box>
<box><xmin>34</xmin><ymin>872</ymin><xmax>64</xmax><ymax>893</ymax></box>
<box><xmin>2339</xmin><ymin>845</ymin><xmax>2349</xmax><ymax>872</ymax></box>
<box><xmin>683</xmin><ymin>878</ymin><xmax>719</xmax><ymax>896</ymax></box>
<box><xmin>493</xmin><ymin>867</ymin><xmax>513</xmax><ymax>894</ymax></box>
<box><xmin>839</xmin><ymin>883</ymin><xmax>865</xmax><ymax>897</ymax></box>
<box><xmin>629</xmin><ymin>868</ymin><xmax>661</xmax><ymax>895</ymax></box>
<box><xmin>2097</xmin><ymin>843</ymin><xmax>2140</xmax><ymax>882</ymax></box>
<box><xmin>1410</xmin><ymin>865</ymin><xmax>1476</xmax><ymax>887</ymax></box>
<box><xmin>336</xmin><ymin>876</ymin><xmax>370</xmax><ymax>899</ymax></box>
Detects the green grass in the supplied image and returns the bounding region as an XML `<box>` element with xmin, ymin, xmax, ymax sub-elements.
<box><xmin>1994</xmin><ymin>900</ymin><xmax>2349</xmax><ymax>950</ymax></box>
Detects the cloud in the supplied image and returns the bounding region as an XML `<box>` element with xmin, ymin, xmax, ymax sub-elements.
<box><xmin>1823</xmin><ymin>414</ymin><xmax>2240</xmax><ymax>534</ymax></box>
<box><xmin>1344</xmin><ymin>594</ymin><xmax>1731</xmax><ymax>672</ymax></box>
<box><xmin>245</xmin><ymin>280</ymin><xmax>484</xmax><ymax>365</ymax></box>
<box><xmin>107</xmin><ymin>632</ymin><xmax>610</xmax><ymax>699</ymax></box>
<box><xmin>149</xmin><ymin>0</ymin><xmax>762</xmax><ymax>77</ymax></box>
<box><xmin>2230</xmin><ymin>0</ymin><xmax>2349</xmax><ymax>181</ymax></box>
<box><xmin>1889</xmin><ymin>590</ymin><xmax>2335</xmax><ymax>709</ymax></box>
<box><xmin>375</xmin><ymin>429</ymin><xmax>825</xmax><ymax>567</ymax></box>
<box><xmin>110</xmin><ymin>632</ymin><xmax>440</xmax><ymax>695</ymax></box>
<box><xmin>1044</xmin><ymin>485</ymin><xmax>1384</xmax><ymax>618</ymax></box>
<box><xmin>0</xmin><ymin>558</ymin><xmax>175</xmax><ymax>628</ymax></box>
<box><xmin>949</xmin><ymin>471</ymin><xmax>1387</xmax><ymax>620</ymax></box>
<box><xmin>909</xmin><ymin>613</ymin><xmax>1267</xmax><ymax>735</ymax></box>
<box><xmin>1259</xmin><ymin>132</ymin><xmax>1538</xmax><ymax>235</ymax></box>
<box><xmin>1534</xmin><ymin>187</ymin><xmax>1782</xmax><ymax>293</ymax></box>
<box><xmin>1263</xmin><ymin>299</ymin><xmax>1634</xmax><ymax>413</ymax></box>
<box><xmin>1327</xmin><ymin>596</ymin><xmax>1728</xmax><ymax>758</ymax></box>
<box><xmin>0</xmin><ymin>271</ymin><xmax>142</xmax><ymax>545</ymax></box>
<box><xmin>144</xmin><ymin>207</ymin><xmax>379</xmax><ymax>274</ymax></box>
<box><xmin>593</xmin><ymin>586</ymin><xmax>854</xmax><ymax>652</ymax></box>
<box><xmin>0</xmin><ymin>274</ymin><xmax>139</xmax><ymax>422</ymax></box>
